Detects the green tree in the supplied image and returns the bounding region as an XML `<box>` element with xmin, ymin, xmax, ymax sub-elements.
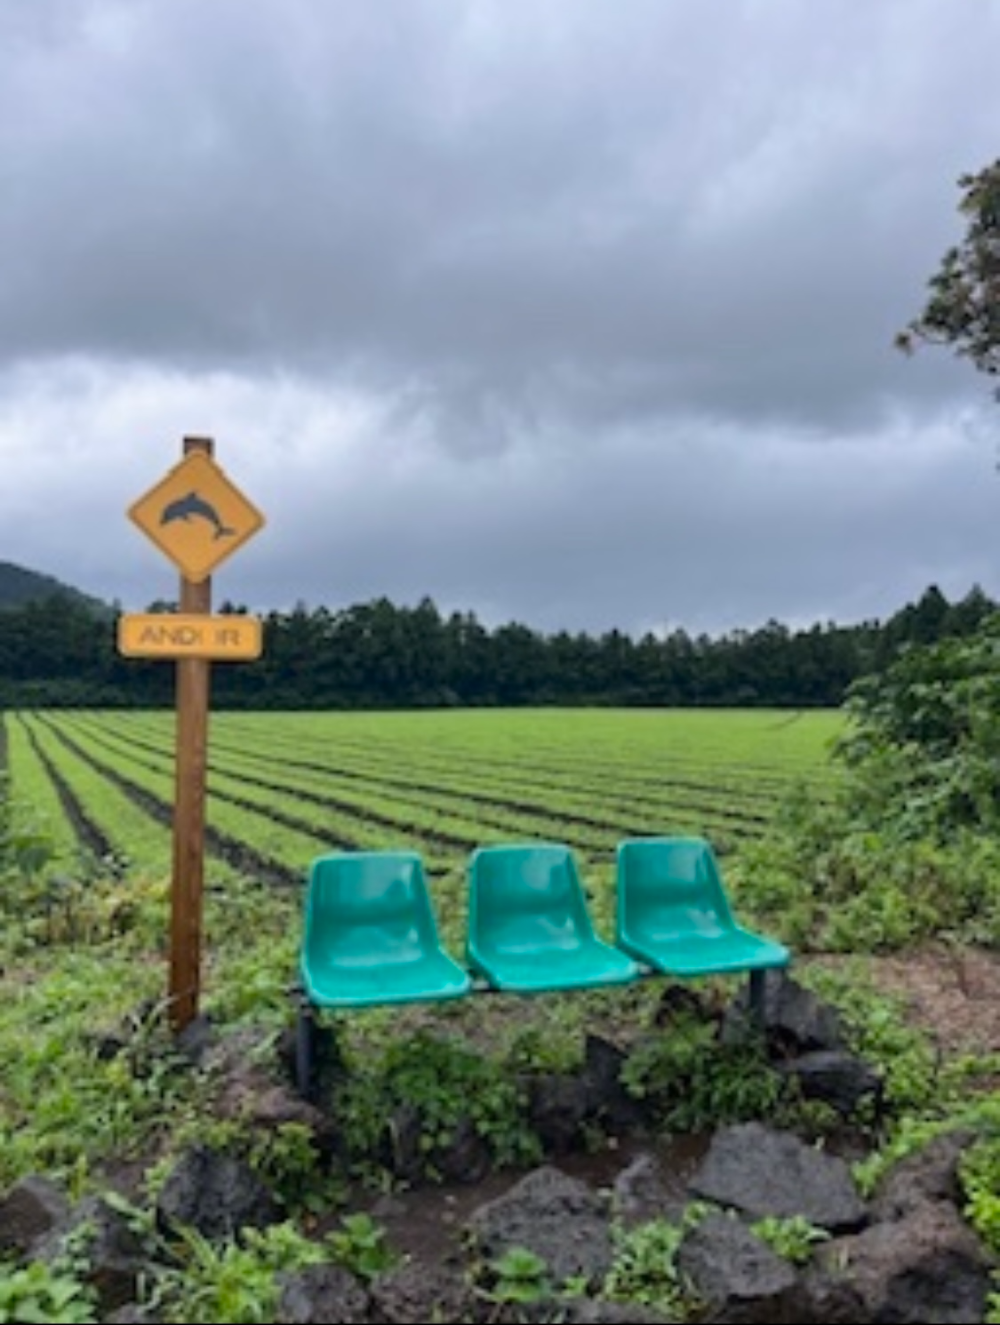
<box><xmin>897</xmin><ymin>158</ymin><xmax>1000</xmax><ymax>387</ymax></box>
<box><xmin>836</xmin><ymin>615</ymin><xmax>1000</xmax><ymax>840</ymax></box>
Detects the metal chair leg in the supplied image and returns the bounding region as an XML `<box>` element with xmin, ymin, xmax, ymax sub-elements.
<box><xmin>748</xmin><ymin>968</ymin><xmax>767</xmax><ymax>1029</ymax></box>
<box><xmin>295</xmin><ymin>997</ymin><xmax>316</xmax><ymax>1101</ymax></box>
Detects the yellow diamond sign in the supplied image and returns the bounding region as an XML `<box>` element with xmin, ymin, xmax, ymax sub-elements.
<box><xmin>128</xmin><ymin>450</ymin><xmax>265</xmax><ymax>582</ymax></box>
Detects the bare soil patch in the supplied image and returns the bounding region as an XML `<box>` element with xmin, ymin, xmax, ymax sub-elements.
<box><xmin>811</xmin><ymin>943</ymin><xmax>1000</xmax><ymax>1057</ymax></box>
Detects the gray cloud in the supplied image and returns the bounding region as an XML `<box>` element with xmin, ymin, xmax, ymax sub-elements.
<box><xmin>1</xmin><ymin>0</ymin><xmax>998</xmax><ymax>635</ymax></box>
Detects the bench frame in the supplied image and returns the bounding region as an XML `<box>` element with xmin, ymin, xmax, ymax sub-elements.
<box><xmin>292</xmin><ymin>838</ymin><xmax>787</xmax><ymax>1100</ymax></box>
<box><xmin>292</xmin><ymin>964</ymin><xmax>773</xmax><ymax>1100</ymax></box>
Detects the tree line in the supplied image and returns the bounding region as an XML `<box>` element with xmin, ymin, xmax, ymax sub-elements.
<box><xmin>0</xmin><ymin>582</ymin><xmax>993</xmax><ymax>710</ymax></box>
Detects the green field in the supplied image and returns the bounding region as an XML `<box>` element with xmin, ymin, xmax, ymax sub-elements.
<box><xmin>1</xmin><ymin>703</ymin><xmax>843</xmax><ymax>1025</ymax></box>
<box><xmin>6</xmin><ymin>705</ymin><xmax>842</xmax><ymax>882</ymax></box>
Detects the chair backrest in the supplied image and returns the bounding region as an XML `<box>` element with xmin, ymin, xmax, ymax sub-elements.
<box><xmin>302</xmin><ymin>850</ymin><xmax>443</xmax><ymax>970</ymax></box>
<box><xmin>468</xmin><ymin>843</ymin><xmax>598</xmax><ymax>960</ymax></box>
<box><xmin>616</xmin><ymin>836</ymin><xmax>736</xmax><ymax>941</ymax></box>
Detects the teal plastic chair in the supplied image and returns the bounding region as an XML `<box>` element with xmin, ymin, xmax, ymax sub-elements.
<box><xmin>299</xmin><ymin>850</ymin><xmax>471</xmax><ymax>1009</ymax></box>
<box><xmin>615</xmin><ymin>836</ymin><xmax>790</xmax><ymax>979</ymax></box>
<box><xmin>467</xmin><ymin>843</ymin><xmax>640</xmax><ymax>993</ymax></box>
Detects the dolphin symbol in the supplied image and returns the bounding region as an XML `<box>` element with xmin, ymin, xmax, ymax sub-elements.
<box><xmin>160</xmin><ymin>490</ymin><xmax>236</xmax><ymax>540</ymax></box>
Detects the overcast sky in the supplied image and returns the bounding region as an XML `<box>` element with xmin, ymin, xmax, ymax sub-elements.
<box><xmin>2</xmin><ymin>0</ymin><xmax>999</xmax><ymax>638</ymax></box>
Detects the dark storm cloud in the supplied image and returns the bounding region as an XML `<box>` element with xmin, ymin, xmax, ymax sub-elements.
<box><xmin>2</xmin><ymin>0</ymin><xmax>996</xmax><ymax>444</ymax></box>
<box><xmin>0</xmin><ymin>358</ymin><xmax>994</xmax><ymax>635</ymax></box>
<box><xmin>202</xmin><ymin>406</ymin><xmax>995</xmax><ymax>638</ymax></box>
<box><xmin>2</xmin><ymin>0</ymin><xmax>1000</xmax><ymax>637</ymax></box>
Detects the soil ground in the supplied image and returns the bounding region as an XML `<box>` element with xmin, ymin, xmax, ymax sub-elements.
<box><xmin>350</xmin><ymin>943</ymin><xmax>1000</xmax><ymax>1270</ymax></box>
<box><xmin>816</xmin><ymin>942</ymin><xmax>1000</xmax><ymax>1056</ymax></box>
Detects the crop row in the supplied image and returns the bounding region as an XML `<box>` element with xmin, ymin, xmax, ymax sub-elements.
<box><xmin>71</xmin><ymin>706</ymin><xmax>827</xmax><ymax>825</ymax></box>
<box><xmin>46</xmin><ymin>711</ymin><xmax>786</xmax><ymax>866</ymax></box>
<box><xmin>9</xmin><ymin>708</ymin><xmax>842</xmax><ymax>894</ymax></box>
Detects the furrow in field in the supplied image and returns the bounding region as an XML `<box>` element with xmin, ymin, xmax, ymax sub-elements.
<box><xmin>202</xmin><ymin>728</ymin><xmax>787</xmax><ymax>820</ymax></box>
<box><xmin>44</xmin><ymin>714</ymin><xmax>486</xmax><ymax>862</ymax></box>
<box><xmin>101</xmin><ymin>708</ymin><xmax>838</xmax><ymax>799</ymax></box>
<box><xmin>32</xmin><ymin>715</ymin><xmax>347</xmax><ymax>886</ymax></box>
<box><xmin>202</xmin><ymin>719</ymin><xmax>819</xmax><ymax>801</ymax></box>
<box><xmin>21</xmin><ymin>714</ymin><xmax>174</xmax><ymax>879</ymax></box>
<box><xmin>9</xmin><ymin>714</ymin><xmax>99</xmax><ymax>866</ymax></box>
<box><xmin>223</xmin><ymin>715</ymin><xmax>838</xmax><ymax>805</ymax></box>
<box><xmin>35</xmin><ymin>714</ymin><xmax>508</xmax><ymax>881</ymax></box>
<box><xmin>32</xmin><ymin>708</ymin><xmax>840</xmax><ymax>887</ymax></box>
<box><xmin>53</xmin><ymin>713</ymin><xmax>770</xmax><ymax>857</ymax></box>
<box><xmin>66</xmin><ymin>712</ymin><xmax>777</xmax><ymax>846</ymax></box>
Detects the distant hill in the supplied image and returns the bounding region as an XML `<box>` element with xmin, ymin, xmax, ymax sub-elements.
<box><xmin>0</xmin><ymin>561</ymin><xmax>113</xmax><ymax>617</ymax></box>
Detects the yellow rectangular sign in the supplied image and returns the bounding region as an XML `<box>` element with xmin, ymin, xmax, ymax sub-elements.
<box><xmin>117</xmin><ymin>613</ymin><xmax>263</xmax><ymax>661</ymax></box>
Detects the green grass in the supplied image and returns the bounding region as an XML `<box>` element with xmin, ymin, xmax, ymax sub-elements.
<box><xmin>27</xmin><ymin>705</ymin><xmax>843</xmax><ymax>858</ymax></box>
<box><xmin>5</xmin><ymin>703</ymin><xmax>1000</xmax><ymax>1323</ymax></box>
<box><xmin>10</xmin><ymin>705</ymin><xmax>842</xmax><ymax>961</ymax></box>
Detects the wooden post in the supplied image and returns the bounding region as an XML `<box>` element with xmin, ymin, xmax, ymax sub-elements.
<box><xmin>168</xmin><ymin>436</ymin><xmax>214</xmax><ymax>1031</ymax></box>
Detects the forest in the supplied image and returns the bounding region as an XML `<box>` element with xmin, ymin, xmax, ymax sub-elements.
<box><xmin>0</xmin><ymin>567</ymin><xmax>993</xmax><ymax>710</ymax></box>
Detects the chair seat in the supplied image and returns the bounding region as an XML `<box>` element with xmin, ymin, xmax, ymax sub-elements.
<box><xmin>618</xmin><ymin>925</ymin><xmax>789</xmax><ymax>978</ymax></box>
<box><xmin>303</xmin><ymin>946</ymin><xmax>471</xmax><ymax>1008</ymax></box>
<box><xmin>471</xmin><ymin>937</ymin><xmax>638</xmax><ymax>993</ymax></box>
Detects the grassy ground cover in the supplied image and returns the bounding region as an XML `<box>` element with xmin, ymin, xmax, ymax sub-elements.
<box><xmin>8</xmin><ymin>705</ymin><xmax>842</xmax><ymax>984</ymax></box>
<box><xmin>3</xmin><ymin>700</ymin><xmax>1000</xmax><ymax>1320</ymax></box>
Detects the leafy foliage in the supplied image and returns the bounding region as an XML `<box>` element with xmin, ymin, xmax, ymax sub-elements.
<box><xmin>335</xmin><ymin>1028</ymin><xmax>541</xmax><ymax>1180</ymax></box>
<box><xmin>326</xmin><ymin>1211</ymin><xmax>398</xmax><ymax>1281</ymax></box>
<box><xmin>603</xmin><ymin>1205</ymin><xmax>710</xmax><ymax>1317</ymax></box>
<box><xmin>477</xmin><ymin>1245</ymin><xmax>552</xmax><ymax>1305</ymax></box>
<box><xmin>621</xmin><ymin>1008</ymin><xmax>782</xmax><ymax>1131</ymax></box>
<box><xmin>0</xmin><ymin>1260</ymin><xmax>97</xmax><ymax>1324</ymax></box>
<box><xmin>852</xmin><ymin>1093</ymin><xmax>1000</xmax><ymax>1322</ymax></box>
<box><xmin>836</xmin><ymin>620</ymin><xmax>1000</xmax><ymax>841</ymax></box>
<box><xmin>151</xmin><ymin>1221</ymin><xmax>328</xmax><ymax>1325</ymax></box>
<box><xmin>750</xmin><ymin>1213</ymin><xmax>830</xmax><ymax>1264</ymax></box>
<box><xmin>897</xmin><ymin>158</ymin><xmax>1000</xmax><ymax>383</ymax></box>
<box><xmin>0</xmin><ymin>949</ymin><xmax>193</xmax><ymax>1189</ymax></box>
<box><xmin>733</xmin><ymin>615</ymin><xmax>1000</xmax><ymax>952</ymax></box>
<box><xmin>959</xmin><ymin>1121</ymin><xmax>1000</xmax><ymax>1325</ymax></box>
<box><xmin>803</xmin><ymin>965</ymin><xmax>939</xmax><ymax>1114</ymax></box>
